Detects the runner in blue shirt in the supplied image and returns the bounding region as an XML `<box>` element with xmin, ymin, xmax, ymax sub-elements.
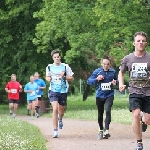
<box><xmin>34</xmin><ymin>72</ymin><xmax>46</xmax><ymax>118</ymax></box>
<box><xmin>87</xmin><ymin>56</ymin><xmax>118</xmax><ymax>140</ymax></box>
<box><xmin>46</xmin><ymin>49</ymin><xmax>74</xmax><ymax>138</ymax></box>
<box><xmin>24</xmin><ymin>75</ymin><xmax>39</xmax><ymax>119</ymax></box>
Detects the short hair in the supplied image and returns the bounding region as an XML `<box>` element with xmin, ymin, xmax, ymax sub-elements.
<box><xmin>134</xmin><ymin>31</ymin><xmax>148</xmax><ymax>41</ymax></box>
<box><xmin>101</xmin><ymin>56</ymin><xmax>111</xmax><ymax>64</ymax></box>
<box><xmin>11</xmin><ymin>74</ymin><xmax>16</xmax><ymax>77</ymax></box>
<box><xmin>34</xmin><ymin>72</ymin><xmax>39</xmax><ymax>76</ymax></box>
<box><xmin>51</xmin><ymin>49</ymin><xmax>61</xmax><ymax>57</ymax></box>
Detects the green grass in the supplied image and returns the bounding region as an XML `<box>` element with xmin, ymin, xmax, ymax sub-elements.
<box><xmin>0</xmin><ymin>116</ymin><xmax>48</xmax><ymax>150</ymax></box>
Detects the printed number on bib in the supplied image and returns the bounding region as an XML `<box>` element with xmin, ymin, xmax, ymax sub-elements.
<box><xmin>51</xmin><ymin>76</ymin><xmax>62</xmax><ymax>84</ymax></box>
<box><xmin>131</xmin><ymin>63</ymin><xmax>148</xmax><ymax>78</ymax></box>
<box><xmin>101</xmin><ymin>83</ymin><xmax>111</xmax><ymax>90</ymax></box>
<box><xmin>11</xmin><ymin>89</ymin><xmax>17</xmax><ymax>93</ymax></box>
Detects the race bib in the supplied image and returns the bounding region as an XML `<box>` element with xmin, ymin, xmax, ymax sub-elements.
<box><xmin>37</xmin><ymin>95</ymin><xmax>41</xmax><ymax>97</ymax></box>
<box><xmin>11</xmin><ymin>89</ymin><xmax>17</xmax><ymax>93</ymax></box>
<box><xmin>51</xmin><ymin>76</ymin><xmax>62</xmax><ymax>84</ymax></box>
<box><xmin>131</xmin><ymin>63</ymin><xmax>149</xmax><ymax>88</ymax></box>
<box><xmin>101</xmin><ymin>83</ymin><xmax>111</xmax><ymax>90</ymax></box>
<box><xmin>131</xmin><ymin>63</ymin><xmax>148</xmax><ymax>78</ymax></box>
<box><xmin>30</xmin><ymin>91</ymin><xmax>35</xmax><ymax>96</ymax></box>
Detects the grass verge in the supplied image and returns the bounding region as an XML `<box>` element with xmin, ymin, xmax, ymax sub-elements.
<box><xmin>0</xmin><ymin>116</ymin><xmax>48</xmax><ymax>150</ymax></box>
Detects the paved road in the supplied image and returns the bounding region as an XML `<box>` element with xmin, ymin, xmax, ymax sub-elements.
<box><xmin>18</xmin><ymin>116</ymin><xmax>150</xmax><ymax>150</ymax></box>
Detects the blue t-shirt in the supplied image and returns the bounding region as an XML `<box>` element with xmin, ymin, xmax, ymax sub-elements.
<box><xmin>34</xmin><ymin>79</ymin><xmax>46</xmax><ymax>95</ymax></box>
<box><xmin>49</xmin><ymin>64</ymin><xmax>67</xmax><ymax>93</ymax></box>
<box><xmin>24</xmin><ymin>82</ymin><xmax>38</xmax><ymax>100</ymax></box>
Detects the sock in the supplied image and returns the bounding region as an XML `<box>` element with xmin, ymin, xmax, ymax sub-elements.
<box><xmin>137</xmin><ymin>139</ymin><xmax>142</xmax><ymax>143</ymax></box>
<box><xmin>54</xmin><ymin>129</ymin><xmax>58</xmax><ymax>131</ymax></box>
<box><xmin>59</xmin><ymin>118</ymin><xmax>62</xmax><ymax>122</ymax></box>
<box><xmin>35</xmin><ymin>106</ymin><xmax>39</xmax><ymax>113</ymax></box>
<box><xmin>10</xmin><ymin>110</ymin><xmax>12</xmax><ymax>113</ymax></box>
<box><xmin>104</xmin><ymin>130</ymin><xmax>109</xmax><ymax>134</ymax></box>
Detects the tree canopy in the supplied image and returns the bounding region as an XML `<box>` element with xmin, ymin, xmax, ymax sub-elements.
<box><xmin>0</xmin><ymin>0</ymin><xmax>150</xmax><ymax>103</ymax></box>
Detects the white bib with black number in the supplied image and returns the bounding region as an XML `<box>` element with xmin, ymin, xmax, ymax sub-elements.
<box><xmin>11</xmin><ymin>89</ymin><xmax>17</xmax><ymax>93</ymax></box>
<box><xmin>51</xmin><ymin>76</ymin><xmax>62</xmax><ymax>84</ymax></box>
<box><xmin>131</xmin><ymin>63</ymin><xmax>147</xmax><ymax>78</ymax></box>
<box><xmin>101</xmin><ymin>83</ymin><xmax>111</xmax><ymax>90</ymax></box>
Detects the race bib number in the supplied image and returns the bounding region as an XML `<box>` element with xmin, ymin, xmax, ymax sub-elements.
<box><xmin>51</xmin><ymin>76</ymin><xmax>62</xmax><ymax>84</ymax></box>
<box><xmin>11</xmin><ymin>89</ymin><xmax>17</xmax><ymax>93</ymax></box>
<box><xmin>131</xmin><ymin>63</ymin><xmax>148</xmax><ymax>78</ymax></box>
<box><xmin>30</xmin><ymin>91</ymin><xmax>35</xmax><ymax>96</ymax></box>
<box><xmin>101</xmin><ymin>83</ymin><xmax>111</xmax><ymax>90</ymax></box>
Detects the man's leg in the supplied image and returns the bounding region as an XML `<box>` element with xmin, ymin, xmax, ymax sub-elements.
<box><xmin>9</xmin><ymin>100</ymin><xmax>14</xmax><ymax>115</ymax></box>
<box><xmin>35</xmin><ymin>98</ymin><xmax>40</xmax><ymax>117</ymax></box>
<box><xmin>13</xmin><ymin>101</ymin><xmax>19</xmax><ymax>117</ymax></box>
<box><xmin>27</xmin><ymin>101</ymin><xmax>30</xmax><ymax>116</ymax></box>
<box><xmin>58</xmin><ymin>93</ymin><xmax>67</xmax><ymax>129</ymax></box>
<box><xmin>143</xmin><ymin>112</ymin><xmax>150</xmax><ymax>124</ymax></box>
<box><xmin>52</xmin><ymin>101</ymin><xmax>59</xmax><ymax>137</ymax></box>
<box><xmin>132</xmin><ymin>108</ymin><xmax>143</xmax><ymax>149</ymax></box>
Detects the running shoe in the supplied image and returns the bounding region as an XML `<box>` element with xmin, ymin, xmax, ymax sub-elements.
<box><xmin>53</xmin><ymin>131</ymin><xmax>58</xmax><ymax>138</ymax></box>
<box><xmin>142</xmin><ymin>122</ymin><xmax>147</xmax><ymax>132</ymax></box>
<box><xmin>30</xmin><ymin>116</ymin><xmax>34</xmax><ymax>120</ymax></box>
<box><xmin>9</xmin><ymin>111</ymin><xmax>13</xmax><ymax>116</ymax></box>
<box><xmin>103</xmin><ymin>132</ymin><xmax>111</xmax><ymax>139</ymax></box>
<box><xmin>98</xmin><ymin>131</ymin><xmax>103</xmax><ymax>140</ymax></box>
<box><xmin>135</xmin><ymin>142</ymin><xmax>143</xmax><ymax>150</ymax></box>
<box><xmin>12</xmin><ymin>114</ymin><xmax>16</xmax><ymax>118</ymax></box>
<box><xmin>59</xmin><ymin>121</ymin><xmax>63</xmax><ymax>129</ymax></box>
<box><xmin>36</xmin><ymin>113</ymin><xmax>40</xmax><ymax>118</ymax></box>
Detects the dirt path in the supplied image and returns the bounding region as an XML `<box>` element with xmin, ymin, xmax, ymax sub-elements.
<box><xmin>18</xmin><ymin>116</ymin><xmax>150</xmax><ymax>150</ymax></box>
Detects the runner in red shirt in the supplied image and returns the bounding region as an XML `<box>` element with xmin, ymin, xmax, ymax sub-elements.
<box><xmin>5</xmin><ymin>74</ymin><xmax>22</xmax><ymax>117</ymax></box>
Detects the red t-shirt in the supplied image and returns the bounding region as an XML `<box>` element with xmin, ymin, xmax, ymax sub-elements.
<box><xmin>5</xmin><ymin>81</ymin><xmax>21</xmax><ymax>100</ymax></box>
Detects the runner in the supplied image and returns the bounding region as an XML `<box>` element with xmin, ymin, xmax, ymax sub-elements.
<box><xmin>34</xmin><ymin>72</ymin><xmax>46</xmax><ymax>118</ymax></box>
<box><xmin>118</xmin><ymin>31</ymin><xmax>150</xmax><ymax>150</ymax></box>
<box><xmin>24</xmin><ymin>75</ymin><xmax>39</xmax><ymax>119</ymax></box>
<box><xmin>46</xmin><ymin>49</ymin><xmax>74</xmax><ymax>138</ymax></box>
<box><xmin>5</xmin><ymin>74</ymin><xmax>22</xmax><ymax>118</ymax></box>
<box><xmin>87</xmin><ymin>56</ymin><xmax>118</xmax><ymax>140</ymax></box>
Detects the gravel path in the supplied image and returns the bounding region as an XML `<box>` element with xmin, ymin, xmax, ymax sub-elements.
<box><xmin>18</xmin><ymin>116</ymin><xmax>150</xmax><ymax>150</ymax></box>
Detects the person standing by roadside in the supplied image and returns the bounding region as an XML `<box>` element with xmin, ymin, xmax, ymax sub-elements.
<box><xmin>5</xmin><ymin>74</ymin><xmax>22</xmax><ymax>118</ymax></box>
<box><xmin>46</xmin><ymin>49</ymin><xmax>74</xmax><ymax>138</ymax></box>
<box><xmin>118</xmin><ymin>31</ymin><xmax>150</xmax><ymax>150</ymax></box>
<box><xmin>33</xmin><ymin>72</ymin><xmax>46</xmax><ymax>118</ymax></box>
<box><xmin>24</xmin><ymin>75</ymin><xmax>39</xmax><ymax>120</ymax></box>
<box><xmin>87</xmin><ymin>56</ymin><xmax>118</xmax><ymax>140</ymax></box>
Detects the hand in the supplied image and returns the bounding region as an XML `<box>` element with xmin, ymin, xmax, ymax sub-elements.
<box><xmin>20</xmin><ymin>85</ymin><xmax>22</xmax><ymax>89</ymax></box>
<box><xmin>111</xmin><ymin>79</ymin><xmax>116</xmax><ymax>85</ymax></box>
<box><xmin>96</xmin><ymin>75</ymin><xmax>104</xmax><ymax>81</ymax></box>
<box><xmin>60</xmin><ymin>71</ymin><xmax>65</xmax><ymax>78</ymax></box>
<box><xmin>46</xmin><ymin>76</ymin><xmax>51</xmax><ymax>82</ymax></box>
<box><xmin>7</xmin><ymin>90</ymin><xmax>11</xmax><ymax>93</ymax></box>
<box><xmin>119</xmin><ymin>84</ymin><xmax>126</xmax><ymax>92</ymax></box>
<box><xmin>30</xmin><ymin>90</ymin><xmax>33</xmax><ymax>93</ymax></box>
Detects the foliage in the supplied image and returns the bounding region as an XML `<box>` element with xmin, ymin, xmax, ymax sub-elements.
<box><xmin>1</xmin><ymin>0</ymin><xmax>150</xmax><ymax>103</ymax></box>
